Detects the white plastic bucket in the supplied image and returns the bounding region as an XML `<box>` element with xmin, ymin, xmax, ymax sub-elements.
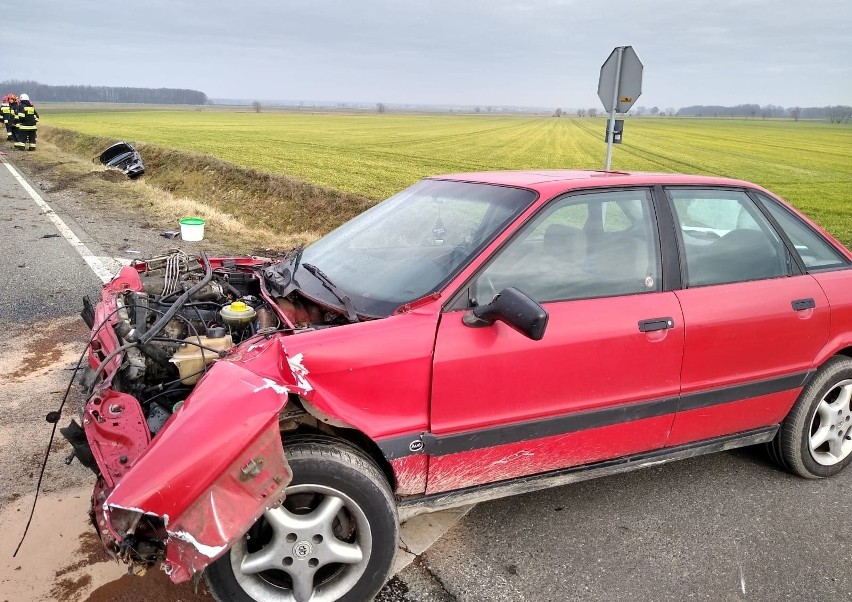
<box><xmin>179</xmin><ymin>217</ymin><xmax>205</xmax><ymax>241</ymax></box>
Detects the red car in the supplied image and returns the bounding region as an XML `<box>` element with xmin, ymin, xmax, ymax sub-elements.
<box><xmin>66</xmin><ymin>171</ymin><xmax>852</xmax><ymax>602</ymax></box>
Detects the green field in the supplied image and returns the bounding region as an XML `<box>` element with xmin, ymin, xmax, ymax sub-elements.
<box><xmin>42</xmin><ymin>109</ymin><xmax>852</xmax><ymax>244</ymax></box>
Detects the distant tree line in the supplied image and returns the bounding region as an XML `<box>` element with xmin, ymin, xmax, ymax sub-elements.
<box><xmin>0</xmin><ymin>80</ymin><xmax>208</xmax><ymax>105</ymax></box>
<box><xmin>572</xmin><ymin>104</ymin><xmax>850</xmax><ymax>123</ymax></box>
<box><xmin>676</xmin><ymin>104</ymin><xmax>852</xmax><ymax>122</ymax></box>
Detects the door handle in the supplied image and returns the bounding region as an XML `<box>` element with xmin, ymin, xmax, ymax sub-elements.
<box><xmin>791</xmin><ymin>298</ymin><xmax>815</xmax><ymax>311</ymax></box>
<box><xmin>638</xmin><ymin>317</ymin><xmax>675</xmax><ymax>333</ymax></box>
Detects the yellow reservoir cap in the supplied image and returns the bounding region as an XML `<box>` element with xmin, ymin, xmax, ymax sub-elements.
<box><xmin>220</xmin><ymin>301</ymin><xmax>257</xmax><ymax>327</ymax></box>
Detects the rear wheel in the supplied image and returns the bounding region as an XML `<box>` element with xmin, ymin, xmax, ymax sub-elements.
<box><xmin>205</xmin><ymin>437</ymin><xmax>398</xmax><ymax>602</ymax></box>
<box><xmin>771</xmin><ymin>356</ymin><xmax>852</xmax><ymax>478</ymax></box>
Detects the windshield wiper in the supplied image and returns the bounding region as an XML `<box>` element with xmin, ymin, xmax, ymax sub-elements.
<box><xmin>301</xmin><ymin>263</ymin><xmax>359</xmax><ymax>323</ymax></box>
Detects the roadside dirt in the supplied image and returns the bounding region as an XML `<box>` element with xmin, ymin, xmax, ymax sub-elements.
<box><xmin>8</xmin><ymin>147</ymin><xmax>217</xmax><ymax>261</ymax></box>
<box><xmin>0</xmin><ymin>316</ymin><xmax>91</xmax><ymax>510</ymax></box>
<box><xmin>0</xmin><ymin>309</ymin><xmax>214</xmax><ymax>601</ymax></box>
<box><xmin>10</xmin><ymin>138</ymin><xmax>308</xmax><ymax>257</ymax></box>
<box><xmin>0</xmin><ymin>487</ymin><xmax>212</xmax><ymax>601</ymax></box>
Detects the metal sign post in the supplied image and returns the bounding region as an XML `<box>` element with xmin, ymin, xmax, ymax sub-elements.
<box><xmin>597</xmin><ymin>46</ymin><xmax>643</xmax><ymax>171</ymax></box>
<box><xmin>604</xmin><ymin>48</ymin><xmax>624</xmax><ymax>172</ymax></box>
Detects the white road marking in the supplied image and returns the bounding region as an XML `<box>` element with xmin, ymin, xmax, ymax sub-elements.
<box><xmin>2</xmin><ymin>160</ymin><xmax>115</xmax><ymax>283</ymax></box>
<box><xmin>734</xmin><ymin>539</ymin><xmax>747</xmax><ymax>595</ymax></box>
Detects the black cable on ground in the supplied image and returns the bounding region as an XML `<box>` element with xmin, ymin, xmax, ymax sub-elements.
<box><xmin>12</xmin><ymin>303</ymin><xmax>127</xmax><ymax>557</ymax></box>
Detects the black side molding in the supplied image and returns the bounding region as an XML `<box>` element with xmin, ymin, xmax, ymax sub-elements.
<box><xmin>377</xmin><ymin>371</ymin><xmax>808</xmax><ymax>461</ymax></box>
<box><xmin>397</xmin><ymin>426</ymin><xmax>779</xmax><ymax>520</ymax></box>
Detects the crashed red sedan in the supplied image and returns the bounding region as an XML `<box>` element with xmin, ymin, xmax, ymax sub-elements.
<box><xmin>65</xmin><ymin>171</ymin><xmax>852</xmax><ymax>602</ymax></box>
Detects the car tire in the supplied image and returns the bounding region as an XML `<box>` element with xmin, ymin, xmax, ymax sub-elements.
<box><xmin>205</xmin><ymin>436</ymin><xmax>398</xmax><ymax>602</ymax></box>
<box><xmin>770</xmin><ymin>356</ymin><xmax>852</xmax><ymax>478</ymax></box>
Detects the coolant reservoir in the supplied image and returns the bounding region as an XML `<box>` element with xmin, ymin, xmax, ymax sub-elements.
<box><xmin>220</xmin><ymin>301</ymin><xmax>257</xmax><ymax>327</ymax></box>
<box><xmin>169</xmin><ymin>334</ymin><xmax>234</xmax><ymax>385</ymax></box>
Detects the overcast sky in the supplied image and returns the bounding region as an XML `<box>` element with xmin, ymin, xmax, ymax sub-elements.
<box><xmin>5</xmin><ymin>0</ymin><xmax>850</xmax><ymax>108</ymax></box>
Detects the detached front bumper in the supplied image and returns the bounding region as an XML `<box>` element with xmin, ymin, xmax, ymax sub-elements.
<box><xmin>86</xmin><ymin>354</ymin><xmax>296</xmax><ymax>583</ymax></box>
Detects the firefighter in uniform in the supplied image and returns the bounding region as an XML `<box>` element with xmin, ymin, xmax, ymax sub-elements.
<box><xmin>15</xmin><ymin>94</ymin><xmax>38</xmax><ymax>151</ymax></box>
<box><xmin>8</xmin><ymin>95</ymin><xmax>21</xmax><ymax>147</ymax></box>
<box><xmin>1</xmin><ymin>95</ymin><xmax>13</xmax><ymax>142</ymax></box>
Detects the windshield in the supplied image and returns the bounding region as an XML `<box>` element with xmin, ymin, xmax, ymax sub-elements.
<box><xmin>298</xmin><ymin>179</ymin><xmax>537</xmax><ymax>317</ymax></box>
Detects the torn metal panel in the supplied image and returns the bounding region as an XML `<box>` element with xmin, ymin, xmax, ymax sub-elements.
<box><xmin>83</xmin><ymin>390</ymin><xmax>151</xmax><ymax>488</ymax></box>
<box><xmin>104</xmin><ymin>359</ymin><xmax>290</xmax><ymax>491</ymax></box>
<box><xmin>95</xmin><ymin>359</ymin><xmax>296</xmax><ymax>582</ymax></box>
<box><xmin>159</xmin><ymin>421</ymin><xmax>292</xmax><ymax>583</ymax></box>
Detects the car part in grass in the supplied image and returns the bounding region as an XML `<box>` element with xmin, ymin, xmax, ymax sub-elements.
<box><xmin>97</xmin><ymin>141</ymin><xmax>145</xmax><ymax>178</ymax></box>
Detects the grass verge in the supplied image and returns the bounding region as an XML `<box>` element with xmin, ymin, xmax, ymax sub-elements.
<box><xmin>37</xmin><ymin>125</ymin><xmax>375</xmax><ymax>250</ymax></box>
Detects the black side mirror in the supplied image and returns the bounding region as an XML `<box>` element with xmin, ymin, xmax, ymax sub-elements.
<box><xmin>462</xmin><ymin>287</ymin><xmax>548</xmax><ymax>341</ymax></box>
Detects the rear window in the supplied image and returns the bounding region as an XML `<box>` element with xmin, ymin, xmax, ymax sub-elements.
<box><xmin>756</xmin><ymin>193</ymin><xmax>849</xmax><ymax>270</ymax></box>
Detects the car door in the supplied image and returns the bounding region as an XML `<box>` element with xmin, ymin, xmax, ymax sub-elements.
<box><xmin>427</xmin><ymin>188</ymin><xmax>685</xmax><ymax>494</ymax></box>
<box><xmin>663</xmin><ymin>187</ymin><xmax>831</xmax><ymax>446</ymax></box>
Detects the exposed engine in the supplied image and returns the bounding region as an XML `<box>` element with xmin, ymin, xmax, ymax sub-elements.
<box><xmin>81</xmin><ymin>250</ymin><xmax>349</xmax><ymax>438</ymax></box>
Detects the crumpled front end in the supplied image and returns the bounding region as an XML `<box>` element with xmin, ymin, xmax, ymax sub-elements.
<box><xmin>72</xmin><ymin>255</ymin><xmax>321</xmax><ymax>583</ymax></box>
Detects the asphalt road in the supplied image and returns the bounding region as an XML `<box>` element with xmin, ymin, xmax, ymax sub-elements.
<box><xmin>2</xmin><ymin>153</ymin><xmax>851</xmax><ymax>602</ymax></box>
<box><xmin>411</xmin><ymin>447</ymin><xmax>852</xmax><ymax>601</ymax></box>
<box><xmin>0</xmin><ymin>161</ymin><xmax>104</xmax><ymax>326</ymax></box>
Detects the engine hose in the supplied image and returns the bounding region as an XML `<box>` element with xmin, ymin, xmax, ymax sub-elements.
<box><xmin>138</xmin><ymin>252</ymin><xmax>212</xmax><ymax>346</ymax></box>
<box><xmin>222</xmin><ymin>280</ymin><xmax>243</xmax><ymax>299</ymax></box>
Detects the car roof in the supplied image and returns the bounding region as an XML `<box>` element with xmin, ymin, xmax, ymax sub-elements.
<box><xmin>430</xmin><ymin>170</ymin><xmax>757</xmax><ymax>193</ymax></box>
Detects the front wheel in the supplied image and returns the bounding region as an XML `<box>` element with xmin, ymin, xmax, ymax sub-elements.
<box><xmin>770</xmin><ymin>356</ymin><xmax>852</xmax><ymax>478</ymax></box>
<box><xmin>205</xmin><ymin>437</ymin><xmax>398</xmax><ymax>602</ymax></box>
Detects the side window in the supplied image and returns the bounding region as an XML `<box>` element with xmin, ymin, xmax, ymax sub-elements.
<box><xmin>757</xmin><ymin>193</ymin><xmax>848</xmax><ymax>270</ymax></box>
<box><xmin>473</xmin><ymin>189</ymin><xmax>660</xmax><ymax>305</ymax></box>
<box><xmin>602</xmin><ymin>200</ymin><xmax>633</xmax><ymax>232</ymax></box>
<box><xmin>669</xmin><ymin>189</ymin><xmax>790</xmax><ymax>287</ymax></box>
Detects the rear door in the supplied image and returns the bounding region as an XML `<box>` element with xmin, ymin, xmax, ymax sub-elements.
<box><xmin>664</xmin><ymin>187</ymin><xmax>830</xmax><ymax>445</ymax></box>
<box><xmin>427</xmin><ymin>188</ymin><xmax>684</xmax><ymax>494</ymax></box>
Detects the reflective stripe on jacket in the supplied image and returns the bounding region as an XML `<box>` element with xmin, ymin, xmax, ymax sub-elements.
<box><xmin>16</xmin><ymin>103</ymin><xmax>38</xmax><ymax>129</ymax></box>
